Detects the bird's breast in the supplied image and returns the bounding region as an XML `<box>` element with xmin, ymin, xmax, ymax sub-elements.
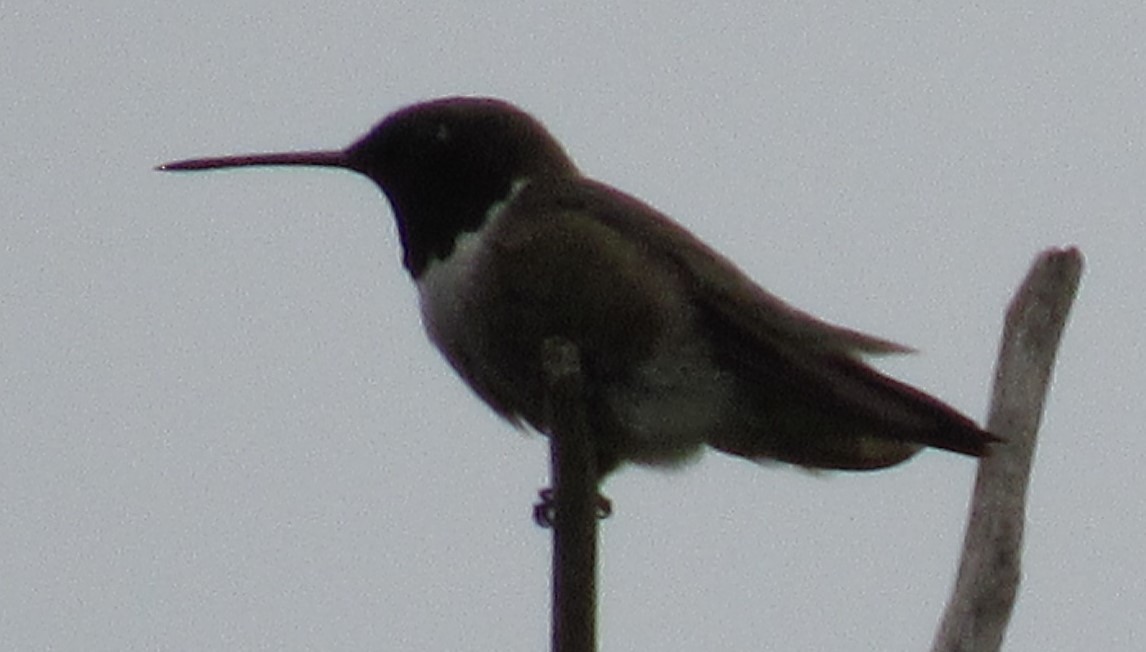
<box><xmin>412</xmin><ymin>188</ymin><xmax>736</xmax><ymax>465</ymax></box>
<box><xmin>414</xmin><ymin>217</ymin><xmax>495</xmax><ymax>382</ymax></box>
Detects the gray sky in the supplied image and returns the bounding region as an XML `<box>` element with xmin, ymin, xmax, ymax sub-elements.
<box><xmin>2</xmin><ymin>2</ymin><xmax>1138</xmax><ymax>650</ymax></box>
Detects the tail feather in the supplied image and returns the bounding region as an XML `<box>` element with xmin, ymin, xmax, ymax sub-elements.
<box><xmin>701</xmin><ymin>308</ymin><xmax>998</xmax><ymax>470</ymax></box>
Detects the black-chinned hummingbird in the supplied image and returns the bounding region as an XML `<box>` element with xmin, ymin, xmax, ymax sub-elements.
<box><xmin>159</xmin><ymin>97</ymin><xmax>996</xmax><ymax>478</ymax></box>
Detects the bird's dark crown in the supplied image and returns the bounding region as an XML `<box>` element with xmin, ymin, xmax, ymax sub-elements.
<box><xmin>346</xmin><ymin>97</ymin><xmax>579</xmax><ymax>276</ymax></box>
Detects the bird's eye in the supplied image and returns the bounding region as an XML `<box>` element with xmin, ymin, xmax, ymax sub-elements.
<box><xmin>435</xmin><ymin>123</ymin><xmax>451</xmax><ymax>143</ymax></box>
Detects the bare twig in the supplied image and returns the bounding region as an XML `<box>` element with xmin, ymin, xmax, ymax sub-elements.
<box><xmin>541</xmin><ymin>337</ymin><xmax>599</xmax><ymax>652</ymax></box>
<box><xmin>931</xmin><ymin>247</ymin><xmax>1084</xmax><ymax>652</ymax></box>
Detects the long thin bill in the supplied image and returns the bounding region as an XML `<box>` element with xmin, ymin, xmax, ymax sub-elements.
<box><xmin>156</xmin><ymin>149</ymin><xmax>350</xmax><ymax>172</ymax></box>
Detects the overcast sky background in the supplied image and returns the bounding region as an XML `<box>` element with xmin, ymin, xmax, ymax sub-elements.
<box><xmin>2</xmin><ymin>3</ymin><xmax>1139</xmax><ymax>650</ymax></box>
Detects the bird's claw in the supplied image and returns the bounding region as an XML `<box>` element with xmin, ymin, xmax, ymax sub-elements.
<box><xmin>532</xmin><ymin>488</ymin><xmax>612</xmax><ymax>527</ymax></box>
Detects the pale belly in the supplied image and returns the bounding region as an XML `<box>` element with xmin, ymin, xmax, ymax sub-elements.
<box><xmin>415</xmin><ymin>239</ymin><xmax>735</xmax><ymax>466</ymax></box>
<box><xmin>412</xmin><ymin>186</ymin><xmax>736</xmax><ymax>466</ymax></box>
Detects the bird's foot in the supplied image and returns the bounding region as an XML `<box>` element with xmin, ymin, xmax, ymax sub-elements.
<box><xmin>532</xmin><ymin>488</ymin><xmax>613</xmax><ymax>527</ymax></box>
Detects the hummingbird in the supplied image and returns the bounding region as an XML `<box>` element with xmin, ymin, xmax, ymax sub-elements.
<box><xmin>159</xmin><ymin>97</ymin><xmax>996</xmax><ymax>479</ymax></box>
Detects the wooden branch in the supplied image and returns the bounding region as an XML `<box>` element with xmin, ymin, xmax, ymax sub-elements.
<box><xmin>541</xmin><ymin>337</ymin><xmax>599</xmax><ymax>652</ymax></box>
<box><xmin>931</xmin><ymin>247</ymin><xmax>1084</xmax><ymax>652</ymax></box>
